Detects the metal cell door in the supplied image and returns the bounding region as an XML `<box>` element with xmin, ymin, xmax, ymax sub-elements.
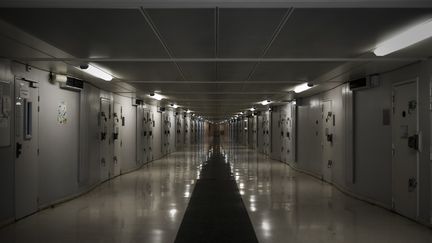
<box><xmin>280</xmin><ymin>113</ymin><xmax>287</xmax><ymax>163</ymax></box>
<box><xmin>112</xmin><ymin>103</ymin><xmax>122</xmax><ymax>177</ymax></box>
<box><xmin>99</xmin><ymin>98</ymin><xmax>112</xmax><ymax>181</ymax></box>
<box><xmin>148</xmin><ymin>111</ymin><xmax>154</xmax><ymax>161</ymax></box>
<box><xmin>392</xmin><ymin>80</ymin><xmax>419</xmax><ymax>219</ymax></box>
<box><xmin>15</xmin><ymin>79</ymin><xmax>39</xmax><ymax>219</ymax></box>
<box><xmin>321</xmin><ymin>100</ymin><xmax>333</xmax><ymax>182</ymax></box>
<box><xmin>143</xmin><ymin>110</ymin><xmax>149</xmax><ymax>163</ymax></box>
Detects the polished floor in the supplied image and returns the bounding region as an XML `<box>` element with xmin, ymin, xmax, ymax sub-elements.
<box><xmin>1</xmin><ymin>142</ymin><xmax>432</xmax><ymax>243</ymax></box>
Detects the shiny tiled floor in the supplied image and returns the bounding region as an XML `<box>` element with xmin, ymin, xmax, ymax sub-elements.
<box><xmin>0</xmin><ymin>145</ymin><xmax>209</xmax><ymax>243</ymax></box>
<box><xmin>1</xmin><ymin>143</ymin><xmax>432</xmax><ymax>243</ymax></box>
<box><xmin>223</xmin><ymin>143</ymin><xmax>432</xmax><ymax>243</ymax></box>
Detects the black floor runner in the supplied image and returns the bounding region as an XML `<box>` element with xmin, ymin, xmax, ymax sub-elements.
<box><xmin>174</xmin><ymin>146</ymin><xmax>259</xmax><ymax>243</ymax></box>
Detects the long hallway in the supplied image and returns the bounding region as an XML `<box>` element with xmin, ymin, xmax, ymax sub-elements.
<box><xmin>1</xmin><ymin>143</ymin><xmax>431</xmax><ymax>243</ymax></box>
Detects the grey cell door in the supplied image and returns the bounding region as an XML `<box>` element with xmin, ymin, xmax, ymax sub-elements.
<box><xmin>280</xmin><ymin>113</ymin><xmax>287</xmax><ymax>163</ymax></box>
<box><xmin>321</xmin><ymin>100</ymin><xmax>333</xmax><ymax>182</ymax></box>
<box><xmin>99</xmin><ymin>98</ymin><xmax>112</xmax><ymax>181</ymax></box>
<box><xmin>112</xmin><ymin>102</ymin><xmax>122</xmax><ymax>177</ymax></box>
<box><xmin>392</xmin><ymin>80</ymin><xmax>419</xmax><ymax>219</ymax></box>
<box><xmin>143</xmin><ymin>110</ymin><xmax>149</xmax><ymax>163</ymax></box>
<box><xmin>15</xmin><ymin>79</ymin><xmax>39</xmax><ymax>219</ymax></box>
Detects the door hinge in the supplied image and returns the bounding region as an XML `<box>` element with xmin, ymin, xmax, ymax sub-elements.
<box><xmin>37</xmin><ymin>148</ymin><xmax>39</xmax><ymax>156</ymax></box>
<box><xmin>38</xmin><ymin>106</ymin><xmax>40</xmax><ymax>112</ymax></box>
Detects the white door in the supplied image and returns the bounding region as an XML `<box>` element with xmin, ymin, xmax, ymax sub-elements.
<box><xmin>148</xmin><ymin>111</ymin><xmax>154</xmax><ymax>161</ymax></box>
<box><xmin>287</xmin><ymin>104</ymin><xmax>295</xmax><ymax>162</ymax></box>
<box><xmin>321</xmin><ymin>100</ymin><xmax>333</xmax><ymax>182</ymax></box>
<box><xmin>112</xmin><ymin>103</ymin><xmax>122</xmax><ymax>177</ymax></box>
<box><xmin>264</xmin><ymin>115</ymin><xmax>270</xmax><ymax>155</ymax></box>
<box><xmin>15</xmin><ymin>79</ymin><xmax>39</xmax><ymax>219</ymax></box>
<box><xmin>270</xmin><ymin>109</ymin><xmax>281</xmax><ymax>160</ymax></box>
<box><xmin>392</xmin><ymin>80</ymin><xmax>419</xmax><ymax>219</ymax></box>
<box><xmin>176</xmin><ymin>116</ymin><xmax>182</xmax><ymax>148</ymax></box>
<box><xmin>99</xmin><ymin>98</ymin><xmax>112</xmax><ymax>181</ymax></box>
<box><xmin>136</xmin><ymin>106</ymin><xmax>145</xmax><ymax>165</ymax></box>
<box><xmin>280</xmin><ymin>113</ymin><xmax>287</xmax><ymax>162</ymax></box>
<box><xmin>143</xmin><ymin>110</ymin><xmax>149</xmax><ymax>163</ymax></box>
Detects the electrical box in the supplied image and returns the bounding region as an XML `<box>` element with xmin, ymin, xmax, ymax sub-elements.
<box><xmin>0</xmin><ymin>80</ymin><xmax>12</xmax><ymax>147</ymax></box>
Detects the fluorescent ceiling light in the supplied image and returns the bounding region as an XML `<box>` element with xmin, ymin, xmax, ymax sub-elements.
<box><xmin>261</xmin><ymin>100</ymin><xmax>271</xmax><ymax>105</ymax></box>
<box><xmin>374</xmin><ymin>19</ymin><xmax>432</xmax><ymax>56</ymax></box>
<box><xmin>171</xmin><ymin>104</ymin><xmax>179</xmax><ymax>108</ymax></box>
<box><xmin>250</xmin><ymin>107</ymin><xmax>256</xmax><ymax>111</ymax></box>
<box><xmin>294</xmin><ymin>83</ymin><xmax>313</xmax><ymax>93</ymax></box>
<box><xmin>149</xmin><ymin>93</ymin><xmax>163</xmax><ymax>101</ymax></box>
<box><xmin>78</xmin><ymin>64</ymin><xmax>113</xmax><ymax>81</ymax></box>
<box><xmin>186</xmin><ymin>109</ymin><xmax>191</xmax><ymax>113</ymax></box>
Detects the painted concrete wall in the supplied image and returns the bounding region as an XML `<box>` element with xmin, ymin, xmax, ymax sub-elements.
<box><xmin>230</xmin><ymin>60</ymin><xmax>432</xmax><ymax>225</ymax></box>
<box><xmin>0</xmin><ymin>61</ymin><xmax>207</xmax><ymax>225</ymax></box>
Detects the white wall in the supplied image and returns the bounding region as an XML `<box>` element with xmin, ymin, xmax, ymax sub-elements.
<box><xmin>0</xmin><ymin>61</ymin><xmax>207</xmax><ymax>225</ymax></box>
<box><xmin>231</xmin><ymin>60</ymin><xmax>432</xmax><ymax>225</ymax></box>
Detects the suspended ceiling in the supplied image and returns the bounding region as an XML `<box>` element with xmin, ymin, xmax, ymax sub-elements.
<box><xmin>0</xmin><ymin>3</ymin><xmax>432</xmax><ymax>120</ymax></box>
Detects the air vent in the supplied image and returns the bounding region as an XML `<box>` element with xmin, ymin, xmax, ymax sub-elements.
<box><xmin>60</xmin><ymin>77</ymin><xmax>83</xmax><ymax>91</ymax></box>
<box><xmin>349</xmin><ymin>77</ymin><xmax>368</xmax><ymax>91</ymax></box>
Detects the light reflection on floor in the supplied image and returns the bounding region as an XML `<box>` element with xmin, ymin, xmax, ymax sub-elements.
<box><xmin>224</xmin><ymin>143</ymin><xmax>432</xmax><ymax>243</ymax></box>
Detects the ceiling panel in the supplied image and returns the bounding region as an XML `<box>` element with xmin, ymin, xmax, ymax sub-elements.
<box><xmin>217</xmin><ymin>62</ymin><xmax>255</xmax><ymax>81</ymax></box>
<box><xmin>0</xmin><ymin>8</ymin><xmax>168</xmax><ymax>58</ymax></box>
<box><xmin>147</xmin><ymin>8</ymin><xmax>215</xmax><ymax>57</ymax></box>
<box><xmin>180</xmin><ymin>63</ymin><xmax>216</xmax><ymax>81</ymax></box>
<box><xmin>251</xmin><ymin>62</ymin><xmax>342</xmax><ymax>81</ymax></box>
<box><xmin>218</xmin><ymin>8</ymin><xmax>287</xmax><ymax>57</ymax></box>
<box><xmin>267</xmin><ymin>8</ymin><xmax>432</xmax><ymax>58</ymax></box>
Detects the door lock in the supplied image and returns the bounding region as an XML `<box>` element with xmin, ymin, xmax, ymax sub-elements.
<box><xmin>408</xmin><ymin>177</ymin><xmax>417</xmax><ymax>192</ymax></box>
<box><xmin>408</xmin><ymin>134</ymin><xmax>419</xmax><ymax>150</ymax></box>
<box><xmin>16</xmin><ymin>142</ymin><xmax>22</xmax><ymax>158</ymax></box>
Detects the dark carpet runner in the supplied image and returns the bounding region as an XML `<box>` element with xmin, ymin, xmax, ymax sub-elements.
<box><xmin>174</xmin><ymin>146</ymin><xmax>259</xmax><ymax>243</ymax></box>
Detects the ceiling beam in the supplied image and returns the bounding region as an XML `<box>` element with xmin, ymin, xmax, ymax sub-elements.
<box><xmin>125</xmin><ymin>80</ymin><xmax>303</xmax><ymax>83</ymax></box>
<box><xmin>0</xmin><ymin>1</ymin><xmax>431</xmax><ymax>8</ymax></box>
<box><xmin>3</xmin><ymin>57</ymin><xmax>423</xmax><ymax>62</ymax></box>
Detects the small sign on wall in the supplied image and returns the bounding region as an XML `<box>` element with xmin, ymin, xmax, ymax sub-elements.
<box><xmin>57</xmin><ymin>101</ymin><xmax>67</xmax><ymax>124</ymax></box>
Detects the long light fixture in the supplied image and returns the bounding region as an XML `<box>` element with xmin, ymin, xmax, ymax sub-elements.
<box><xmin>149</xmin><ymin>93</ymin><xmax>163</xmax><ymax>101</ymax></box>
<box><xmin>186</xmin><ymin>109</ymin><xmax>191</xmax><ymax>113</ymax></box>
<box><xmin>261</xmin><ymin>100</ymin><xmax>271</xmax><ymax>105</ymax></box>
<box><xmin>374</xmin><ymin>19</ymin><xmax>432</xmax><ymax>56</ymax></box>
<box><xmin>250</xmin><ymin>107</ymin><xmax>256</xmax><ymax>111</ymax></box>
<box><xmin>294</xmin><ymin>83</ymin><xmax>313</xmax><ymax>93</ymax></box>
<box><xmin>170</xmin><ymin>104</ymin><xmax>179</xmax><ymax>108</ymax></box>
<box><xmin>78</xmin><ymin>64</ymin><xmax>113</xmax><ymax>81</ymax></box>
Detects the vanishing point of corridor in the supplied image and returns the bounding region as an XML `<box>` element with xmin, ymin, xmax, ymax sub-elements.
<box><xmin>0</xmin><ymin>141</ymin><xmax>431</xmax><ymax>243</ymax></box>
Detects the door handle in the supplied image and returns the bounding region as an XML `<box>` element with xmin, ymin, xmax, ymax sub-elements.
<box><xmin>16</xmin><ymin>142</ymin><xmax>22</xmax><ymax>158</ymax></box>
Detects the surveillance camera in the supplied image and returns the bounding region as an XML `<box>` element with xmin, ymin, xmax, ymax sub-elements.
<box><xmin>150</xmin><ymin>92</ymin><xmax>155</xmax><ymax>96</ymax></box>
<box><xmin>307</xmin><ymin>82</ymin><xmax>314</xmax><ymax>87</ymax></box>
<box><xmin>79</xmin><ymin>64</ymin><xmax>89</xmax><ymax>70</ymax></box>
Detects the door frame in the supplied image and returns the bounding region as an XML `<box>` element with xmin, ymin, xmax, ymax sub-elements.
<box><xmin>391</xmin><ymin>78</ymin><xmax>420</xmax><ymax>218</ymax></box>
